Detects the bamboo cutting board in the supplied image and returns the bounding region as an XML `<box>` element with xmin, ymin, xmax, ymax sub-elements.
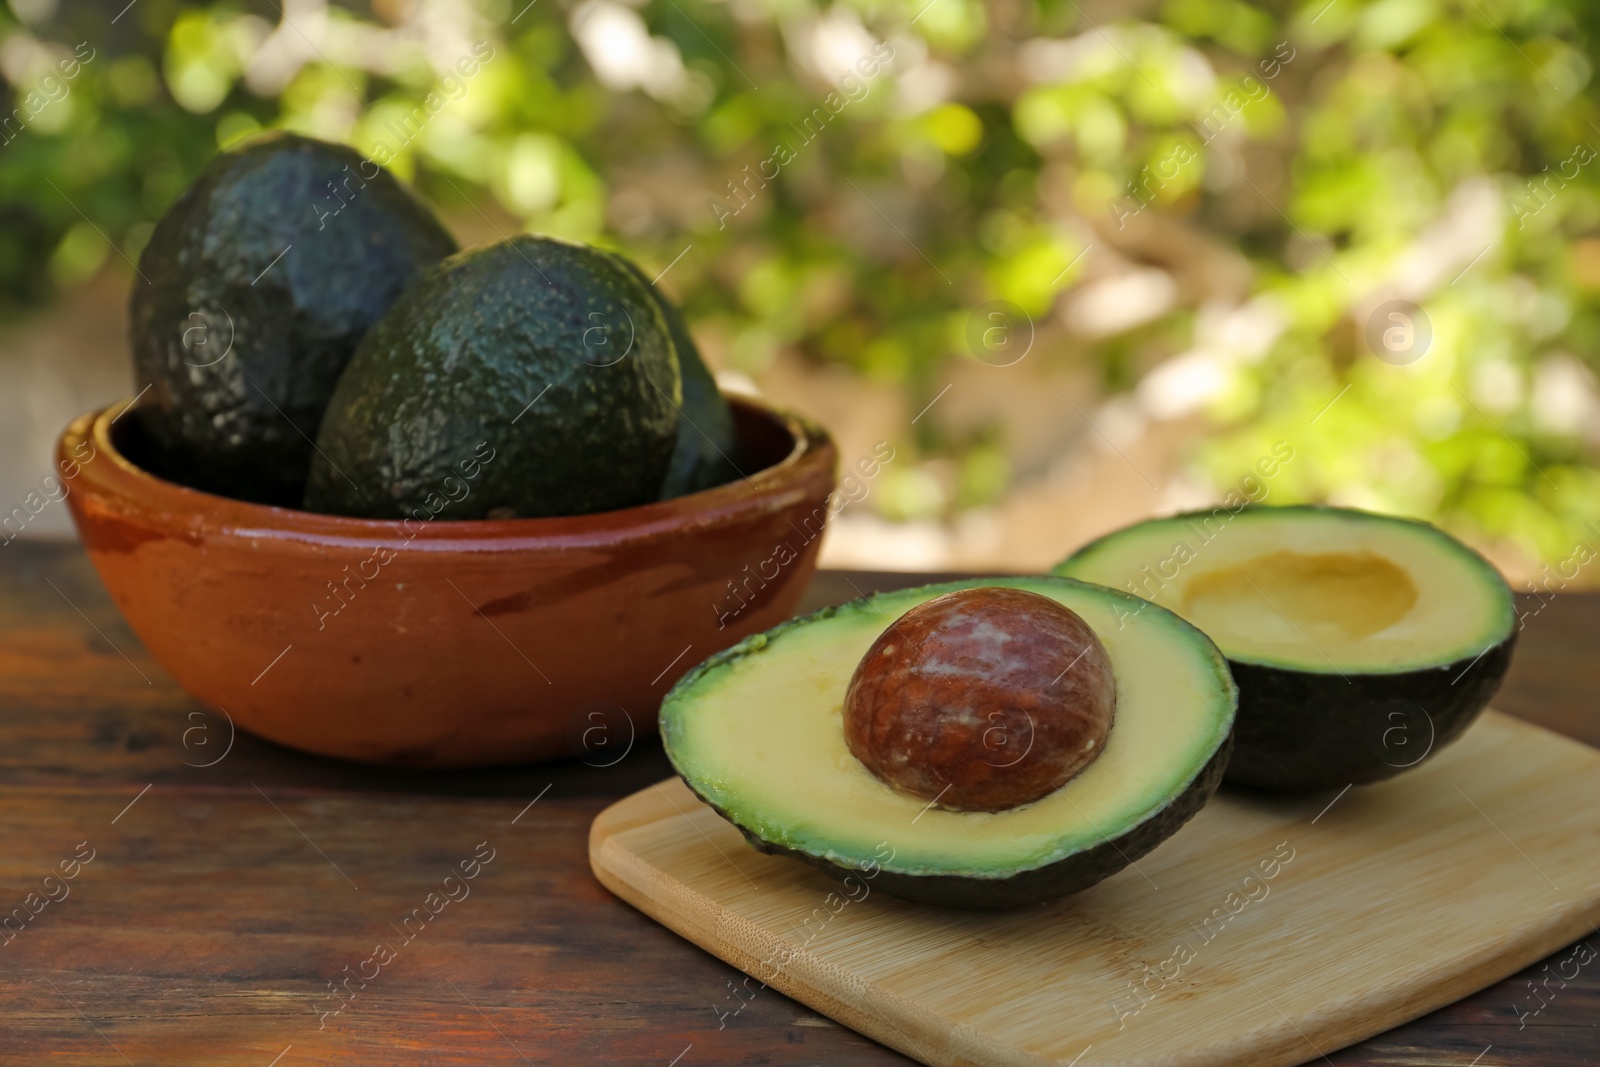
<box><xmin>589</xmin><ymin>711</ymin><xmax>1600</xmax><ymax>1067</ymax></box>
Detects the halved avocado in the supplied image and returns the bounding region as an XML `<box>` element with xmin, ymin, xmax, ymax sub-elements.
<box><xmin>1053</xmin><ymin>506</ymin><xmax>1517</xmax><ymax>791</ymax></box>
<box><xmin>660</xmin><ymin>576</ymin><xmax>1237</xmax><ymax>909</ymax></box>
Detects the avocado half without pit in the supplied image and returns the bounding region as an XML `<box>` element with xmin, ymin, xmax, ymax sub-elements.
<box><xmin>660</xmin><ymin>577</ymin><xmax>1238</xmax><ymax>909</ymax></box>
<box><xmin>1053</xmin><ymin>506</ymin><xmax>1517</xmax><ymax>791</ymax></box>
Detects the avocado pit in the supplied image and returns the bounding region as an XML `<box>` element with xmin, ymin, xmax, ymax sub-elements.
<box><xmin>842</xmin><ymin>586</ymin><xmax>1116</xmax><ymax>813</ymax></box>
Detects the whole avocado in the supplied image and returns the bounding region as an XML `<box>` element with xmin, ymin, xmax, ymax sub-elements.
<box><xmin>303</xmin><ymin>235</ymin><xmax>682</xmax><ymax>520</ymax></box>
<box><xmin>129</xmin><ymin>132</ymin><xmax>457</xmax><ymax>505</ymax></box>
<box><xmin>611</xmin><ymin>256</ymin><xmax>743</xmax><ymax>497</ymax></box>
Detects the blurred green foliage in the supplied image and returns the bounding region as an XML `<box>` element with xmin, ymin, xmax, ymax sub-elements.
<box><xmin>4</xmin><ymin>0</ymin><xmax>1600</xmax><ymax>575</ymax></box>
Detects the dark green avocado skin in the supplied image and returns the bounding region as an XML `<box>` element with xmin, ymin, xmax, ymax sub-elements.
<box><xmin>611</xmin><ymin>256</ymin><xmax>743</xmax><ymax>497</ymax></box>
<box><xmin>1224</xmin><ymin>634</ymin><xmax>1516</xmax><ymax>791</ymax></box>
<box><xmin>303</xmin><ymin>235</ymin><xmax>681</xmax><ymax>520</ymax></box>
<box><xmin>129</xmin><ymin>131</ymin><xmax>457</xmax><ymax>505</ymax></box>
<box><xmin>683</xmin><ymin>734</ymin><xmax>1232</xmax><ymax>909</ymax></box>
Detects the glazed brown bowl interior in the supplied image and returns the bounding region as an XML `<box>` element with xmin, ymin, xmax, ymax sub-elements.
<box><xmin>60</xmin><ymin>395</ymin><xmax>837</xmax><ymax>766</ymax></box>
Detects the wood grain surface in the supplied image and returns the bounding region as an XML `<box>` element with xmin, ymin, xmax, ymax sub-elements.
<box><xmin>591</xmin><ymin>714</ymin><xmax>1600</xmax><ymax>1067</ymax></box>
<box><xmin>1</xmin><ymin>540</ymin><xmax>1597</xmax><ymax>1066</ymax></box>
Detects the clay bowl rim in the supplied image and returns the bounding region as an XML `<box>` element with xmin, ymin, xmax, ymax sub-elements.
<box><xmin>61</xmin><ymin>393</ymin><xmax>835</xmax><ymax>555</ymax></box>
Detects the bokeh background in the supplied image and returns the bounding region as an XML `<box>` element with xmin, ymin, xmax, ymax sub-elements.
<box><xmin>4</xmin><ymin>0</ymin><xmax>1600</xmax><ymax>583</ymax></box>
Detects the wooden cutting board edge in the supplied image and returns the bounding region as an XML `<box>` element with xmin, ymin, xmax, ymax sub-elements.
<box><xmin>591</xmin><ymin>819</ymin><xmax>976</xmax><ymax>1066</ymax></box>
<box><xmin>591</xmin><ymin>794</ymin><xmax>1600</xmax><ymax>1067</ymax></box>
<box><xmin>588</xmin><ymin>717</ymin><xmax>1600</xmax><ymax>1067</ymax></box>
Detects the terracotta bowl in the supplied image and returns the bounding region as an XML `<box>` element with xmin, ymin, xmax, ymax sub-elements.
<box><xmin>58</xmin><ymin>396</ymin><xmax>836</xmax><ymax>766</ymax></box>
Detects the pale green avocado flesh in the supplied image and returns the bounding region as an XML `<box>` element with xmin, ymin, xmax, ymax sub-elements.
<box><xmin>660</xmin><ymin>576</ymin><xmax>1238</xmax><ymax>907</ymax></box>
<box><xmin>1054</xmin><ymin>506</ymin><xmax>1517</xmax><ymax>789</ymax></box>
<box><xmin>1054</xmin><ymin>506</ymin><xmax>1514</xmax><ymax>674</ymax></box>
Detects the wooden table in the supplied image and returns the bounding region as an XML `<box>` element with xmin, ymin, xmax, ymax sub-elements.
<box><xmin>1</xmin><ymin>541</ymin><xmax>1595</xmax><ymax>1066</ymax></box>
